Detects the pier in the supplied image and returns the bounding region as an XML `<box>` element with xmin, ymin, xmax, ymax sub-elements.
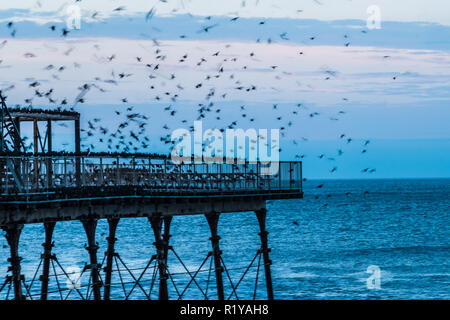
<box><xmin>0</xmin><ymin>94</ymin><xmax>303</xmax><ymax>300</ymax></box>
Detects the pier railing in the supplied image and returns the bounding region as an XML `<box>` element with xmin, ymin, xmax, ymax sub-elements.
<box><xmin>0</xmin><ymin>155</ymin><xmax>302</xmax><ymax>194</ymax></box>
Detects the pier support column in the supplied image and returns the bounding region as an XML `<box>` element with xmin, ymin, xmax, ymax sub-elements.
<box><xmin>205</xmin><ymin>212</ymin><xmax>224</xmax><ymax>300</ymax></box>
<box><xmin>162</xmin><ymin>216</ymin><xmax>172</xmax><ymax>270</ymax></box>
<box><xmin>103</xmin><ymin>218</ymin><xmax>119</xmax><ymax>300</ymax></box>
<box><xmin>2</xmin><ymin>224</ymin><xmax>24</xmax><ymax>300</ymax></box>
<box><xmin>255</xmin><ymin>208</ymin><xmax>274</xmax><ymax>300</ymax></box>
<box><xmin>149</xmin><ymin>214</ymin><xmax>172</xmax><ymax>300</ymax></box>
<box><xmin>40</xmin><ymin>221</ymin><xmax>56</xmax><ymax>300</ymax></box>
<box><xmin>81</xmin><ymin>218</ymin><xmax>101</xmax><ymax>300</ymax></box>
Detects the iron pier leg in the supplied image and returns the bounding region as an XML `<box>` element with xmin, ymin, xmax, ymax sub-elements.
<box><xmin>162</xmin><ymin>216</ymin><xmax>173</xmax><ymax>271</ymax></box>
<box><xmin>81</xmin><ymin>218</ymin><xmax>102</xmax><ymax>300</ymax></box>
<box><xmin>149</xmin><ymin>215</ymin><xmax>172</xmax><ymax>300</ymax></box>
<box><xmin>103</xmin><ymin>218</ymin><xmax>119</xmax><ymax>300</ymax></box>
<box><xmin>205</xmin><ymin>212</ymin><xmax>224</xmax><ymax>300</ymax></box>
<box><xmin>40</xmin><ymin>221</ymin><xmax>56</xmax><ymax>300</ymax></box>
<box><xmin>2</xmin><ymin>224</ymin><xmax>24</xmax><ymax>300</ymax></box>
<box><xmin>255</xmin><ymin>208</ymin><xmax>274</xmax><ymax>300</ymax></box>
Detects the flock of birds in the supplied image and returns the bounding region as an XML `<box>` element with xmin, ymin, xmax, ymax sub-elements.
<box><xmin>0</xmin><ymin>0</ymin><xmax>388</xmax><ymax>211</ymax></box>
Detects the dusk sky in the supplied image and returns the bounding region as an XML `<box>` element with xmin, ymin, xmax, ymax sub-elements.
<box><xmin>0</xmin><ymin>0</ymin><xmax>449</xmax><ymax>178</ymax></box>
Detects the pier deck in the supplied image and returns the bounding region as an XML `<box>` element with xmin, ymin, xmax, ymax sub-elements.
<box><xmin>0</xmin><ymin>155</ymin><xmax>302</xmax><ymax>225</ymax></box>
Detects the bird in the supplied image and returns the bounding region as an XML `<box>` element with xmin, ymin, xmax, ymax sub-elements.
<box><xmin>145</xmin><ymin>7</ymin><xmax>156</xmax><ymax>22</ymax></box>
<box><xmin>280</xmin><ymin>32</ymin><xmax>289</xmax><ymax>40</ymax></box>
<box><xmin>198</xmin><ymin>24</ymin><xmax>219</xmax><ymax>33</ymax></box>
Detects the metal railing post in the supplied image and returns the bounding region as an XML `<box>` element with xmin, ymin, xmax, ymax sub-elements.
<box><xmin>279</xmin><ymin>162</ymin><xmax>282</xmax><ymax>189</ymax></box>
<box><xmin>257</xmin><ymin>162</ymin><xmax>259</xmax><ymax>190</ymax></box>
<box><xmin>81</xmin><ymin>157</ymin><xmax>86</xmax><ymax>186</ymax></box>
<box><xmin>64</xmin><ymin>157</ymin><xmax>68</xmax><ymax>187</ymax></box>
<box><xmin>300</xmin><ymin>161</ymin><xmax>303</xmax><ymax>192</ymax></box>
<box><xmin>116</xmin><ymin>157</ymin><xmax>120</xmax><ymax>186</ymax></box>
<box><xmin>132</xmin><ymin>157</ymin><xmax>136</xmax><ymax>185</ymax></box>
<box><xmin>163</xmin><ymin>158</ymin><xmax>167</xmax><ymax>190</ymax></box>
<box><xmin>244</xmin><ymin>162</ymin><xmax>247</xmax><ymax>189</ymax></box>
<box><xmin>219</xmin><ymin>163</ymin><xmax>222</xmax><ymax>190</ymax></box>
<box><xmin>290</xmin><ymin>162</ymin><xmax>292</xmax><ymax>189</ymax></box>
<box><xmin>99</xmin><ymin>157</ymin><xmax>104</xmax><ymax>186</ymax></box>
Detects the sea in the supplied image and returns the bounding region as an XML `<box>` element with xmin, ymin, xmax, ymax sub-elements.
<box><xmin>0</xmin><ymin>179</ymin><xmax>449</xmax><ymax>300</ymax></box>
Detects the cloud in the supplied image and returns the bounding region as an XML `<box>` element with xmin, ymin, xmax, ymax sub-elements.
<box><xmin>1</xmin><ymin>13</ymin><xmax>450</xmax><ymax>52</ymax></box>
<box><xmin>1</xmin><ymin>0</ymin><xmax>450</xmax><ymax>25</ymax></box>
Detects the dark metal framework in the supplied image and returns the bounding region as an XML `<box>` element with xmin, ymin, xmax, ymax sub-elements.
<box><xmin>0</xmin><ymin>93</ymin><xmax>81</xmax><ymax>191</ymax></box>
<box><xmin>0</xmin><ymin>97</ymin><xmax>303</xmax><ymax>300</ymax></box>
<box><xmin>0</xmin><ymin>210</ymin><xmax>277</xmax><ymax>300</ymax></box>
<box><xmin>1</xmin><ymin>93</ymin><xmax>80</xmax><ymax>155</ymax></box>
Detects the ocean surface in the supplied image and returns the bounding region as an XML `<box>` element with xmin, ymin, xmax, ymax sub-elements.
<box><xmin>0</xmin><ymin>179</ymin><xmax>449</xmax><ymax>300</ymax></box>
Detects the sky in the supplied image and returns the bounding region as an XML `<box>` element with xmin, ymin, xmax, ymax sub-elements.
<box><xmin>0</xmin><ymin>0</ymin><xmax>449</xmax><ymax>179</ymax></box>
<box><xmin>1</xmin><ymin>0</ymin><xmax>450</xmax><ymax>25</ymax></box>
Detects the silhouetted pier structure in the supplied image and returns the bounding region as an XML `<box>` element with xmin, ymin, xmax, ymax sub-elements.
<box><xmin>0</xmin><ymin>94</ymin><xmax>303</xmax><ymax>300</ymax></box>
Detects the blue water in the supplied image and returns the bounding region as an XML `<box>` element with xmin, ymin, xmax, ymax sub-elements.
<box><xmin>0</xmin><ymin>179</ymin><xmax>449</xmax><ymax>300</ymax></box>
